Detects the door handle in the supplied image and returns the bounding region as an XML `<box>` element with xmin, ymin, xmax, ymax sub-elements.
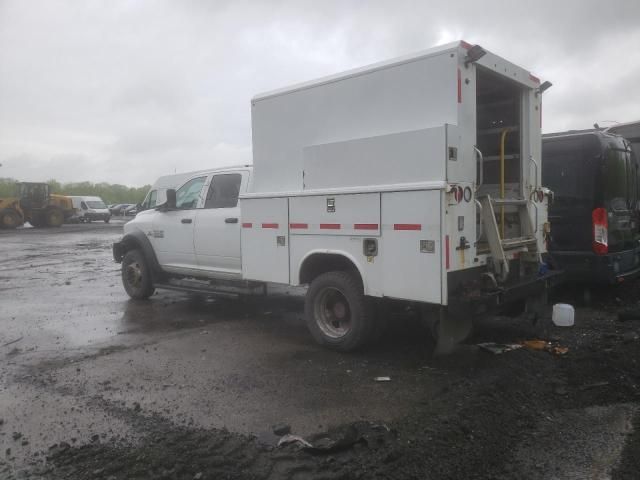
<box><xmin>181</xmin><ymin>218</ymin><xmax>192</xmax><ymax>224</ymax></box>
<box><xmin>225</xmin><ymin>217</ymin><xmax>239</xmax><ymax>224</ymax></box>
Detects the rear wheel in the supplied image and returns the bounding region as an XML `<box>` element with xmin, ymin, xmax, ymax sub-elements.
<box><xmin>0</xmin><ymin>209</ymin><xmax>22</xmax><ymax>229</ymax></box>
<box><xmin>304</xmin><ymin>271</ymin><xmax>372</xmax><ymax>352</ymax></box>
<box><xmin>122</xmin><ymin>249</ymin><xmax>155</xmax><ymax>299</ymax></box>
<box><xmin>45</xmin><ymin>207</ymin><xmax>64</xmax><ymax>227</ymax></box>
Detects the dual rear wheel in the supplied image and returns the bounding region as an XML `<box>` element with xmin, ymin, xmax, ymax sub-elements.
<box><xmin>305</xmin><ymin>270</ymin><xmax>474</xmax><ymax>352</ymax></box>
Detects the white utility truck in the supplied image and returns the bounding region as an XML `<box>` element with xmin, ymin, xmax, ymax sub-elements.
<box><xmin>113</xmin><ymin>41</ymin><xmax>555</xmax><ymax>351</ymax></box>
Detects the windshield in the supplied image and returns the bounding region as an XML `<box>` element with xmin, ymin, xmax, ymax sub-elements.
<box><xmin>86</xmin><ymin>201</ymin><xmax>106</xmax><ymax>209</ymax></box>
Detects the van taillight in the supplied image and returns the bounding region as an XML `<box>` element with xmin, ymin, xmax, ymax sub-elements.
<box><xmin>592</xmin><ymin>208</ymin><xmax>608</xmax><ymax>255</ymax></box>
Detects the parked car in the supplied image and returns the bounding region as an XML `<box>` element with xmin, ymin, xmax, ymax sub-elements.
<box><xmin>542</xmin><ymin>129</ymin><xmax>640</xmax><ymax>284</ymax></box>
<box><xmin>124</xmin><ymin>204</ymin><xmax>138</xmax><ymax>216</ymax></box>
<box><xmin>68</xmin><ymin>196</ymin><xmax>111</xmax><ymax>223</ymax></box>
<box><xmin>110</xmin><ymin>204</ymin><xmax>134</xmax><ymax>216</ymax></box>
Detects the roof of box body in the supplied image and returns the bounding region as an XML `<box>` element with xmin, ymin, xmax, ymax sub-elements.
<box><xmin>252</xmin><ymin>41</ymin><xmax>465</xmax><ymax>103</ymax></box>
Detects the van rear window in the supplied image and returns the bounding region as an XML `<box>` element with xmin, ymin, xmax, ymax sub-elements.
<box><xmin>542</xmin><ymin>138</ymin><xmax>593</xmax><ymax>201</ymax></box>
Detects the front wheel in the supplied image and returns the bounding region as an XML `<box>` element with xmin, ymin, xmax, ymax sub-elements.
<box><xmin>104</xmin><ymin>216</ymin><xmax>111</xmax><ymax>224</ymax></box>
<box><xmin>122</xmin><ymin>249</ymin><xmax>155</xmax><ymax>299</ymax></box>
<box><xmin>0</xmin><ymin>209</ymin><xmax>22</xmax><ymax>229</ymax></box>
<box><xmin>304</xmin><ymin>271</ymin><xmax>372</xmax><ymax>352</ymax></box>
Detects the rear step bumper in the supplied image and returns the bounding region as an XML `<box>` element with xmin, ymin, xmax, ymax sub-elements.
<box><xmin>449</xmin><ymin>269</ymin><xmax>563</xmax><ymax>311</ymax></box>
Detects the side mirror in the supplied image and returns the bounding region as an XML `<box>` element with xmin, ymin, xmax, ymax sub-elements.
<box><xmin>165</xmin><ymin>189</ymin><xmax>177</xmax><ymax>210</ymax></box>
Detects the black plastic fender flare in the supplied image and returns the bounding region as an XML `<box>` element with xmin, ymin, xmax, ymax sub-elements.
<box><xmin>113</xmin><ymin>229</ymin><xmax>163</xmax><ymax>280</ymax></box>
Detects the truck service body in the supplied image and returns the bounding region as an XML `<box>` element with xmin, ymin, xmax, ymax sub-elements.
<box><xmin>114</xmin><ymin>41</ymin><xmax>555</xmax><ymax>350</ymax></box>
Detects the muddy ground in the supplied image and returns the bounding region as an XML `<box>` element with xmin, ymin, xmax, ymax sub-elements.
<box><xmin>0</xmin><ymin>222</ymin><xmax>639</xmax><ymax>479</ymax></box>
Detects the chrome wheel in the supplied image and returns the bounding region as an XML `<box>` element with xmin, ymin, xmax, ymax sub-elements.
<box><xmin>314</xmin><ymin>287</ymin><xmax>352</xmax><ymax>339</ymax></box>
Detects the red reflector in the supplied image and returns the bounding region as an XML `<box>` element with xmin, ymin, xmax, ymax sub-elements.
<box><xmin>262</xmin><ymin>223</ymin><xmax>278</xmax><ymax>229</ymax></box>
<box><xmin>242</xmin><ymin>222</ymin><xmax>252</xmax><ymax>228</ymax></box>
<box><xmin>445</xmin><ymin>235</ymin><xmax>450</xmax><ymax>270</ymax></box>
<box><xmin>320</xmin><ymin>223</ymin><xmax>340</xmax><ymax>230</ymax></box>
<box><xmin>394</xmin><ymin>224</ymin><xmax>421</xmax><ymax>231</ymax></box>
<box><xmin>592</xmin><ymin>207</ymin><xmax>608</xmax><ymax>255</ymax></box>
<box><xmin>453</xmin><ymin>185</ymin><xmax>464</xmax><ymax>203</ymax></box>
<box><xmin>354</xmin><ymin>223</ymin><xmax>378</xmax><ymax>230</ymax></box>
<box><xmin>457</xmin><ymin>68</ymin><xmax>462</xmax><ymax>103</ymax></box>
<box><xmin>460</xmin><ymin>40</ymin><xmax>472</xmax><ymax>50</ymax></box>
<box><xmin>289</xmin><ymin>223</ymin><xmax>308</xmax><ymax>229</ymax></box>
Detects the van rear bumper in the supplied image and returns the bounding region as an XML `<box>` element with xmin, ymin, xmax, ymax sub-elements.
<box><xmin>551</xmin><ymin>247</ymin><xmax>640</xmax><ymax>285</ymax></box>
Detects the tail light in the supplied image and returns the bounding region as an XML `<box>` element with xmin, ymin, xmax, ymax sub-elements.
<box><xmin>592</xmin><ymin>208</ymin><xmax>608</xmax><ymax>255</ymax></box>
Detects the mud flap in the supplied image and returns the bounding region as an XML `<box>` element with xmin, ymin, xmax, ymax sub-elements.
<box><xmin>422</xmin><ymin>305</ymin><xmax>474</xmax><ymax>355</ymax></box>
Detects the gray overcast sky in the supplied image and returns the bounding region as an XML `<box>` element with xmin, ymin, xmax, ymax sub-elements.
<box><xmin>1</xmin><ymin>0</ymin><xmax>639</xmax><ymax>187</ymax></box>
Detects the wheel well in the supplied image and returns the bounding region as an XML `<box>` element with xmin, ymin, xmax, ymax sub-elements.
<box><xmin>299</xmin><ymin>253</ymin><xmax>362</xmax><ymax>285</ymax></box>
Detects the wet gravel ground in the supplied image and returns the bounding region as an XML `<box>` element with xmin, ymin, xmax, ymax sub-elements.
<box><xmin>0</xmin><ymin>222</ymin><xmax>639</xmax><ymax>479</ymax></box>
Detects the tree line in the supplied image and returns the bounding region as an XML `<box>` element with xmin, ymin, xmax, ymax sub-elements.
<box><xmin>0</xmin><ymin>178</ymin><xmax>150</xmax><ymax>205</ymax></box>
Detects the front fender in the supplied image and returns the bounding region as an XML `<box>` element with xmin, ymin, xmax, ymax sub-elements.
<box><xmin>112</xmin><ymin>229</ymin><xmax>162</xmax><ymax>275</ymax></box>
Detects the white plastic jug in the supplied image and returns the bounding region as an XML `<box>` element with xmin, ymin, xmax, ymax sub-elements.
<box><xmin>552</xmin><ymin>303</ymin><xmax>575</xmax><ymax>327</ymax></box>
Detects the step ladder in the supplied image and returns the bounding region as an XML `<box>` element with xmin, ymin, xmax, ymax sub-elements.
<box><xmin>478</xmin><ymin>195</ymin><xmax>538</xmax><ymax>281</ymax></box>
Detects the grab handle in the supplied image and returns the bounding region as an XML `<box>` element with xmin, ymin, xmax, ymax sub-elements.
<box><xmin>529</xmin><ymin>155</ymin><xmax>539</xmax><ymax>191</ymax></box>
<box><xmin>474</xmin><ymin>146</ymin><xmax>484</xmax><ymax>191</ymax></box>
<box><xmin>475</xmin><ymin>199</ymin><xmax>483</xmax><ymax>242</ymax></box>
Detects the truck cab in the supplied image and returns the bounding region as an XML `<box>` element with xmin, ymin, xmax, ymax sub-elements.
<box><xmin>115</xmin><ymin>167</ymin><xmax>252</xmax><ymax>291</ymax></box>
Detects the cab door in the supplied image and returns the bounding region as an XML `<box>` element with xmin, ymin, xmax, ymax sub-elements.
<box><xmin>151</xmin><ymin>175</ymin><xmax>207</xmax><ymax>269</ymax></box>
<box><xmin>194</xmin><ymin>171</ymin><xmax>247</xmax><ymax>277</ymax></box>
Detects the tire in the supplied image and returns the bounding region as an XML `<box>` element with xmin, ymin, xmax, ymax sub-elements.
<box><xmin>29</xmin><ymin>212</ymin><xmax>46</xmax><ymax>228</ymax></box>
<box><xmin>122</xmin><ymin>249</ymin><xmax>155</xmax><ymax>300</ymax></box>
<box><xmin>304</xmin><ymin>271</ymin><xmax>373</xmax><ymax>352</ymax></box>
<box><xmin>0</xmin><ymin>209</ymin><xmax>22</xmax><ymax>229</ymax></box>
<box><xmin>45</xmin><ymin>207</ymin><xmax>64</xmax><ymax>227</ymax></box>
<box><xmin>104</xmin><ymin>216</ymin><xmax>111</xmax><ymax>224</ymax></box>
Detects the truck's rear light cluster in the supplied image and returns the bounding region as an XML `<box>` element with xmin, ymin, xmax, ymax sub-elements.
<box><xmin>592</xmin><ymin>208</ymin><xmax>608</xmax><ymax>255</ymax></box>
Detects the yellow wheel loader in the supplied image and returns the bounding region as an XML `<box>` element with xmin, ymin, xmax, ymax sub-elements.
<box><xmin>0</xmin><ymin>182</ymin><xmax>75</xmax><ymax>229</ymax></box>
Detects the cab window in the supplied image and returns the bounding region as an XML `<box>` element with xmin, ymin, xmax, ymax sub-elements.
<box><xmin>204</xmin><ymin>174</ymin><xmax>242</xmax><ymax>209</ymax></box>
<box><xmin>146</xmin><ymin>190</ymin><xmax>158</xmax><ymax>209</ymax></box>
<box><xmin>175</xmin><ymin>176</ymin><xmax>206</xmax><ymax>209</ymax></box>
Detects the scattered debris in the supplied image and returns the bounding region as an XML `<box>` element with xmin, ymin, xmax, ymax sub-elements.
<box><xmin>521</xmin><ymin>340</ymin><xmax>548</xmax><ymax>351</ymax></box>
<box><xmin>477</xmin><ymin>342</ymin><xmax>523</xmax><ymax>354</ymax></box>
<box><xmin>2</xmin><ymin>336</ymin><xmax>23</xmax><ymax>347</ymax></box>
<box><xmin>272</xmin><ymin>423</ymin><xmax>291</xmax><ymax>436</ymax></box>
<box><xmin>277</xmin><ymin>422</ymin><xmax>393</xmax><ymax>454</ymax></box>
<box><xmin>374</xmin><ymin>376</ymin><xmax>391</xmax><ymax>382</ymax></box>
<box><xmin>277</xmin><ymin>434</ymin><xmax>313</xmax><ymax>449</ymax></box>
<box><xmin>579</xmin><ymin>381</ymin><xmax>610</xmax><ymax>391</ymax></box>
<box><xmin>552</xmin><ymin>303</ymin><xmax>575</xmax><ymax>327</ymax></box>
<box><xmin>521</xmin><ymin>339</ymin><xmax>569</xmax><ymax>356</ymax></box>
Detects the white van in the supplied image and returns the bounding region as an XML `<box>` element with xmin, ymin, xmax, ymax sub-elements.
<box><xmin>139</xmin><ymin>170</ymin><xmax>211</xmax><ymax>212</ymax></box>
<box><xmin>68</xmin><ymin>196</ymin><xmax>111</xmax><ymax>223</ymax></box>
